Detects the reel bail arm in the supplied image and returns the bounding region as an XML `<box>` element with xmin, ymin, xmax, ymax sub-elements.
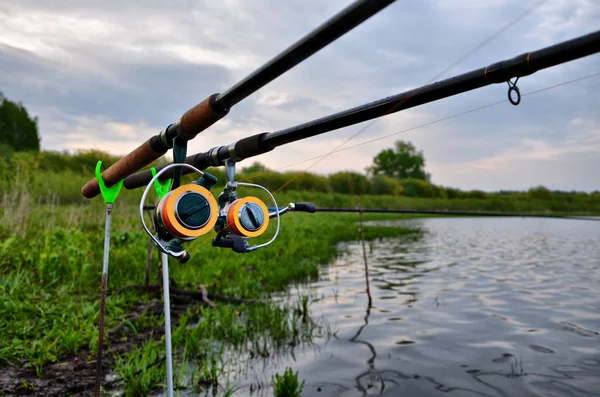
<box><xmin>212</xmin><ymin>161</ymin><xmax>281</xmax><ymax>253</ymax></box>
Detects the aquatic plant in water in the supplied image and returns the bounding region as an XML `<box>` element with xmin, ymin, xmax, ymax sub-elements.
<box><xmin>272</xmin><ymin>367</ymin><xmax>305</xmax><ymax>397</ymax></box>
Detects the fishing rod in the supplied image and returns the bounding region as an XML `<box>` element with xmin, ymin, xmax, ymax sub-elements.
<box><xmin>124</xmin><ymin>30</ymin><xmax>600</xmax><ymax>188</ymax></box>
<box><xmin>310</xmin><ymin>208</ymin><xmax>600</xmax><ymax>221</ymax></box>
<box><xmin>144</xmin><ymin>204</ymin><xmax>600</xmax><ymax>222</ymax></box>
<box><xmin>80</xmin><ymin>0</ymin><xmax>396</xmax><ymax>199</ymax></box>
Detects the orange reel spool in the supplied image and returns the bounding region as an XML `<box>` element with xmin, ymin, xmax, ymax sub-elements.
<box><xmin>225</xmin><ymin>197</ymin><xmax>270</xmax><ymax>238</ymax></box>
<box><xmin>155</xmin><ymin>184</ymin><xmax>218</xmax><ymax>240</ymax></box>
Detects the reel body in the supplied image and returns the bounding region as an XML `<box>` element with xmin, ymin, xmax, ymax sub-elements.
<box><xmin>141</xmin><ymin>162</ymin><xmax>279</xmax><ymax>261</ymax></box>
<box><xmin>212</xmin><ymin>182</ymin><xmax>278</xmax><ymax>253</ymax></box>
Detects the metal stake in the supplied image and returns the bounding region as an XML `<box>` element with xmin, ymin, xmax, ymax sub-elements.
<box><xmin>94</xmin><ymin>203</ymin><xmax>113</xmax><ymax>397</ymax></box>
<box><xmin>161</xmin><ymin>252</ymin><xmax>174</xmax><ymax>397</ymax></box>
<box><xmin>356</xmin><ymin>201</ymin><xmax>372</xmax><ymax>308</ymax></box>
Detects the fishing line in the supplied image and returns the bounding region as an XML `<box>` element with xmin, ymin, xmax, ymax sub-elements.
<box><xmin>261</xmin><ymin>0</ymin><xmax>549</xmax><ymax>191</ymax></box>
<box><xmin>321</xmin><ymin>0</ymin><xmax>548</xmax><ymax>155</ymax></box>
<box><xmin>186</xmin><ymin>232</ymin><xmax>218</xmax><ymax>255</ymax></box>
<box><xmin>261</xmin><ymin>71</ymin><xmax>599</xmax><ymax>176</ymax></box>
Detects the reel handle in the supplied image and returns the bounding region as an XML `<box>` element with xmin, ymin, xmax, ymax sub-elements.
<box><xmin>293</xmin><ymin>202</ymin><xmax>317</xmax><ymax>213</ymax></box>
<box><xmin>268</xmin><ymin>202</ymin><xmax>317</xmax><ymax>217</ymax></box>
<box><xmin>212</xmin><ymin>235</ymin><xmax>247</xmax><ymax>253</ymax></box>
<box><xmin>176</xmin><ymin>251</ymin><xmax>191</xmax><ymax>264</ymax></box>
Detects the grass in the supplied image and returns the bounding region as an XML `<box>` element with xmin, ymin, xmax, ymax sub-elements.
<box><xmin>114</xmin><ymin>340</ymin><xmax>167</xmax><ymax>397</ymax></box>
<box><xmin>0</xmin><ymin>188</ymin><xmax>417</xmax><ymax>395</ymax></box>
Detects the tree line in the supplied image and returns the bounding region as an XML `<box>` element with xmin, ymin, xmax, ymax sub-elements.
<box><xmin>0</xmin><ymin>92</ymin><xmax>40</xmax><ymax>155</ymax></box>
<box><xmin>232</xmin><ymin>161</ymin><xmax>599</xmax><ymax>201</ymax></box>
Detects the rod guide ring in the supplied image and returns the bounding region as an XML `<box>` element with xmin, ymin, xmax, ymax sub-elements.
<box><xmin>507</xmin><ymin>77</ymin><xmax>521</xmax><ymax>106</ymax></box>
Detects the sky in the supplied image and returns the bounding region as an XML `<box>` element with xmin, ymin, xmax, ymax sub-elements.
<box><xmin>0</xmin><ymin>0</ymin><xmax>599</xmax><ymax>192</ymax></box>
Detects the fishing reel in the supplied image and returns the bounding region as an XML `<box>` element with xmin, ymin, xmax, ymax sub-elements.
<box><xmin>212</xmin><ymin>179</ymin><xmax>280</xmax><ymax>254</ymax></box>
<box><xmin>212</xmin><ymin>159</ymin><xmax>280</xmax><ymax>254</ymax></box>
<box><xmin>140</xmin><ymin>161</ymin><xmax>282</xmax><ymax>262</ymax></box>
<box><xmin>141</xmin><ymin>163</ymin><xmax>220</xmax><ymax>262</ymax></box>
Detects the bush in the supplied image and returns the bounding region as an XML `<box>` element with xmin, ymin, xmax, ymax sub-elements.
<box><xmin>0</xmin><ymin>152</ymin><xmax>40</xmax><ymax>192</ymax></box>
<box><xmin>400</xmin><ymin>178</ymin><xmax>438</xmax><ymax>198</ymax></box>
<box><xmin>329</xmin><ymin>171</ymin><xmax>371</xmax><ymax>195</ymax></box>
<box><xmin>371</xmin><ymin>175</ymin><xmax>403</xmax><ymax>196</ymax></box>
<box><xmin>528</xmin><ymin>185</ymin><xmax>552</xmax><ymax>201</ymax></box>
<box><xmin>239</xmin><ymin>170</ymin><xmax>330</xmax><ymax>193</ymax></box>
<box><xmin>432</xmin><ymin>184</ymin><xmax>447</xmax><ymax>199</ymax></box>
<box><xmin>240</xmin><ymin>161</ymin><xmax>267</xmax><ymax>174</ymax></box>
<box><xmin>465</xmin><ymin>190</ymin><xmax>487</xmax><ymax>200</ymax></box>
<box><xmin>0</xmin><ymin>143</ymin><xmax>14</xmax><ymax>156</ymax></box>
<box><xmin>282</xmin><ymin>172</ymin><xmax>331</xmax><ymax>193</ymax></box>
<box><xmin>444</xmin><ymin>187</ymin><xmax>464</xmax><ymax>199</ymax></box>
<box><xmin>241</xmin><ymin>171</ymin><xmax>287</xmax><ymax>191</ymax></box>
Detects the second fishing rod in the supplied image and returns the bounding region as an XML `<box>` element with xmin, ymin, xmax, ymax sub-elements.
<box><xmin>124</xmin><ymin>30</ymin><xmax>600</xmax><ymax>189</ymax></box>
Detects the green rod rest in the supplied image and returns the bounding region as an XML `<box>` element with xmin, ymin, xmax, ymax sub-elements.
<box><xmin>96</xmin><ymin>161</ymin><xmax>123</xmax><ymax>204</ymax></box>
<box><xmin>152</xmin><ymin>168</ymin><xmax>172</xmax><ymax>199</ymax></box>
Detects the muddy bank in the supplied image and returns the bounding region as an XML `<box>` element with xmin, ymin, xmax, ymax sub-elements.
<box><xmin>0</xmin><ymin>285</ymin><xmax>230</xmax><ymax>397</ymax></box>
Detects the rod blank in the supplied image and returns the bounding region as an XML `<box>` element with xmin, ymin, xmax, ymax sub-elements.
<box><xmin>216</xmin><ymin>0</ymin><xmax>396</xmax><ymax>109</ymax></box>
<box><xmin>263</xmin><ymin>30</ymin><xmax>600</xmax><ymax>147</ymax></box>
<box><xmin>314</xmin><ymin>208</ymin><xmax>600</xmax><ymax>221</ymax></box>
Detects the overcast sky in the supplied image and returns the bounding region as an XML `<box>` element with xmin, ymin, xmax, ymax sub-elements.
<box><xmin>1</xmin><ymin>0</ymin><xmax>598</xmax><ymax>191</ymax></box>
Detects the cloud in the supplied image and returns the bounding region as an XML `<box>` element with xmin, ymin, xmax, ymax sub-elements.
<box><xmin>0</xmin><ymin>0</ymin><xmax>598</xmax><ymax>191</ymax></box>
<box><xmin>429</xmin><ymin>117</ymin><xmax>600</xmax><ymax>191</ymax></box>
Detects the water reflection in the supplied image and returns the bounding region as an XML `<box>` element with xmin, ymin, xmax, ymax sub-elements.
<box><xmin>226</xmin><ymin>218</ymin><xmax>600</xmax><ymax>396</ymax></box>
<box><xmin>350</xmin><ymin>304</ymin><xmax>379</xmax><ymax>394</ymax></box>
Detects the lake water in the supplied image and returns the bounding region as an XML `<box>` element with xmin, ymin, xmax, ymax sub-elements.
<box><xmin>231</xmin><ymin>217</ymin><xmax>600</xmax><ymax>397</ymax></box>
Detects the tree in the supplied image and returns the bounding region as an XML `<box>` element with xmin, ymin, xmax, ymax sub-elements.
<box><xmin>0</xmin><ymin>91</ymin><xmax>40</xmax><ymax>153</ymax></box>
<box><xmin>367</xmin><ymin>140</ymin><xmax>430</xmax><ymax>181</ymax></box>
<box><xmin>240</xmin><ymin>161</ymin><xmax>268</xmax><ymax>174</ymax></box>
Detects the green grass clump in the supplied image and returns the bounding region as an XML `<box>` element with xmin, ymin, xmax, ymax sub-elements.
<box><xmin>273</xmin><ymin>367</ymin><xmax>305</xmax><ymax>397</ymax></box>
<box><xmin>114</xmin><ymin>340</ymin><xmax>167</xmax><ymax>397</ymax></box>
